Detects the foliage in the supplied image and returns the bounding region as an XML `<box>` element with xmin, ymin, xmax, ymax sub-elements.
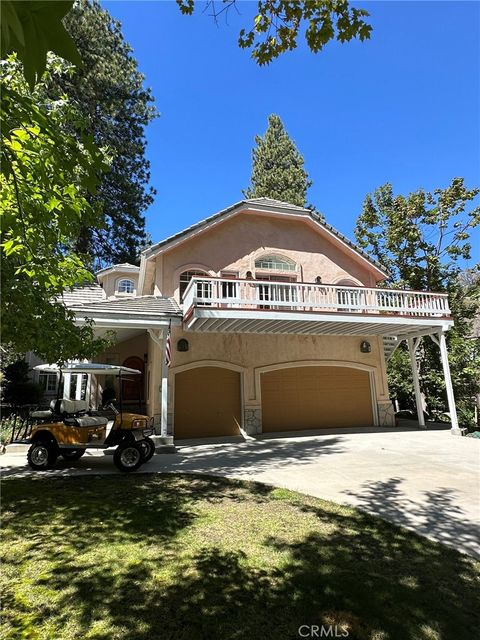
<box><xmin>176</xmin><ymin>0</ymin><xmax>372</xmax><ymax>65</ymax></box>
<box><xmin>1</xmin><ymin>359</ymin><xmax>43</xmax><ymax>407</ymax></box>
<box><xmin>0</xmin><ymin>56</ymin><xmax>112</xmax><ymax>363</ymax></box>
<box><xmin>0</xmin><ymin>0</ymin><xmax>80</xmax><ymax>89</ymax></box>
<box><xmin>46</xmin><ymin>0</ymin><xmax>158</xmax><ymax>267</ymax></box>
<box><xmin>355</xmin><ymin>179</ymin><xmax>480</xmax><ymax>427</ymax></box>
<box><xmin>2</xmin><ymin>474</ymin><xmax>479</xmax><ymax>639</ymax></box>
<box><xmin>244</xmin><ymin>114</ymin><xmax>312</xmax><ymax>207</ymax></box>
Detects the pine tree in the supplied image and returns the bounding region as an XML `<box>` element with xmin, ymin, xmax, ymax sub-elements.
<box><xmin>244</xmin><ymin>114</ymin><xmax>312</xmax><ymax>207</ymax></box>
<box><xmin>49</xmin><ymin>0</ymin><xmax>157</xmax><ymax>267</ymax></box>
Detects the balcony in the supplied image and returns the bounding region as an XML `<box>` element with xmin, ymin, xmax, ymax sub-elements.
<box><xmin>182</xmin><ymin>277</ymin><xmax>453</xmax><ymax>338</ymax></box>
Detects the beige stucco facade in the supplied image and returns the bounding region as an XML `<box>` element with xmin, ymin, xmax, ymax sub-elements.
<box><xmin>91</xmin><ymin>205</ymin><xmax>396</xmax><ymax>434</ymax></box>
<box><xmin>144</xmin><ymin>211</ymin><xmax>381</xmax><ymax>301</ymax></box>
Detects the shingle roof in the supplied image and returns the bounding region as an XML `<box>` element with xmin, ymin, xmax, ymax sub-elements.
<box><xmin>141</xmin><ymin>197</ymin><xmax>389</xmax><ymax>277</ymax></box>
<box><xmin>95</xmin><ymin>263</ymin><xmax>140</xmax><ymax>275</ymax></box>
<box><xmin>61</xmin><ymin>284</ymin><xmax>106</xmax><ymax>306</ymax></box>
<box><xmin>70</xmin><ymin>295</ymin><xmax>182</xmax><ymax>316</ymax></box>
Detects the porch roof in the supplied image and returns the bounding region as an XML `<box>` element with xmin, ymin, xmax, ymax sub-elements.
<box><xmin>71</xmin><ymin>295</ymin><xmax>182</xmax><ymax>329</ymax></box>
<box><xmin>185</xmin><ymin>308</ymin><xmax>454</xmax><ymax>340</ymax></box>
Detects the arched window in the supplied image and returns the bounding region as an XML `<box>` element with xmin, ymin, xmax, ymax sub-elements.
<box><xmin>179</xmin><ymin>270</ymin><xmax>208</xmax><ymax>301</ymax></box>
<box><xmin>118</xmin><ymin>279</ymin><xmax>135</xmax><ymax>294</ymax></box>
<box><xmin>255</xmin><ymin>254</ymin><xmax>296</xmax><ymax>272</ymax></box>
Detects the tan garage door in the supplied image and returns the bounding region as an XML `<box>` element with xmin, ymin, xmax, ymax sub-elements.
<box><xmin>261</xmin><ymin>366</ymin><xmax>374</xmax><ymax>432</ymax></box>
<box><xmin>174</xmin><ymin>367</ymin><xmax>242</xmax><ymax>439</ymax></box>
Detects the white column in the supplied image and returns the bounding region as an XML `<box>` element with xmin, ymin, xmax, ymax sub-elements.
<box><xmin>63</xmin><ymin>373</ymin><xmax>71</xmax><ymax>399</ymax></box>
<box><xmin>407</xmin><ymin>337</ymin><xmax>425</xmax><ymax>428</ymax></box>
<box><xmin>431</xmin><ymin>332</ymin><xmax>460</xmax><ymax>433</ymax></box>
<box><xmin>160</xmin><ymin>340</ymin><xmax>169</xmax><ymax>438</ymax></box>
<box><xmin>75</xmin><ymin>374</ymin><xmax>82</xmax><ymax>400</ymax></box>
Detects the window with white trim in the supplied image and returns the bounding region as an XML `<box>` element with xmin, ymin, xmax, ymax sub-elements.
<box><xmin>179</xmin><ymin>270</ymin><xmax>209</xmax><ymax>301</ymax></box>
<box><xmin>118</xmin><ymin>279</ymin><xmax>135</xmax><ymax>294</ymax></box>
<box><xmin>255</xmin><ymin>254</ymin><xmax>296</xmax><ymax>271</ymax></box>
<box><xmin>39</xmin><ymin>373</ymin><xmax>58</xmax><ymax>393</ymax></box>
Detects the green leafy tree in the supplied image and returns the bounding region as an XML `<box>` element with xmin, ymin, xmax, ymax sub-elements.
<box><xmin>0</xmin><ymin>1</ymin><xmax>80</xmax><ymax>89</ymax></box>
<box><xmin>177</xmin><ymin>0</ymin><xmax>372</xmax><ymax>65</ymax></box>
<box><xmin>244</xmin><ymin>114</ymin><xmax>312</xmax><ymax>207</ymax></box>
<box><xmin>48</xmin><ymin>0</ymin><xmax>158</xmax><ymax>267</ymax></box>
<box><xmin>355</xmin><ymin>179</ymin><xmax>480</xmax><ymax>427</ymax></box>
<box><xmin>1</xmin><ymin>56</ymin><xmax>111</xmax><ymax>363</ymax></box>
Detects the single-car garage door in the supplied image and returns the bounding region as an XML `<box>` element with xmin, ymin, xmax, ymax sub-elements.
<box><xmin>174</xmin><ymin>366</ymin><xmax>242</xmax><ymax>439</ymax></box>
<box><xmin>261</xmin><ymin>366</ymin><xmax>374</xmax><ymax>432</ymax></box>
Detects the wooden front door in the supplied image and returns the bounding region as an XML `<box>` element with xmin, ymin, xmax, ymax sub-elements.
<box><xmin>122</xmin><ymin>356</ymin><xmax>144</xmax><ymax>402</ymax></box>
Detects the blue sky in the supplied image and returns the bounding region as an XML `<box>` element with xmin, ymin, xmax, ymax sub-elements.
<box><xmin>103</xmin><ymin>0</ymin><xmax>479</xmax><ymax>266</ymax></box>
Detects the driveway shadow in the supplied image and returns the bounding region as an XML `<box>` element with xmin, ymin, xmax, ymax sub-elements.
<box><xmin>344</xmin><ymin>477</ymin><xmax>480</xmax><ymax>559</ymax></box>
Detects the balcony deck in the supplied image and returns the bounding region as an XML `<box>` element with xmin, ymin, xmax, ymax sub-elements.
<box><xmin>182</xmin><ymin>278</ymin><xmax>453</xmax><ymax>339</ymax></box>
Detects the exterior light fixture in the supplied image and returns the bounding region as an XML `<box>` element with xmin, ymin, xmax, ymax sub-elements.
<box><xmin>315</xmin><ymin>276</ymin><xmax>322</xmax><ymax>284</ymax></box>
<box><xmin>360</xmin><ymin>340</ymin><xmax>371</xmax><ymax>353</ymax></box>
<box><xmin>177</xmin><ymin>338</ymin><xmax>189</xmax><ymax>352</ymax></box>
<box><xmin>246</xmin><ymin>271</ymin><xmax>253</xmax><ymax>279</ymax></box>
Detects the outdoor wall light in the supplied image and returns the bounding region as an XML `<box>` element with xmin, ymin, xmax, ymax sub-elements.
<box><xmin>360</xmin><ymin>341</ymin><xmax>371</xmax><ymax>353</ymax></box>
<box><xmin>177</xmin><ymin>338</ymin><xmax>189</xmax><ymax>352</ymax></box>
<box><xmin>246</xmin><ymin>270</ymin><xmax>253</xmax><ymax>279</ymax></box>
<box><xmin>315</xmin><ymin>276</ymin><xmax>323</xmax><ymax>284</ymax></box>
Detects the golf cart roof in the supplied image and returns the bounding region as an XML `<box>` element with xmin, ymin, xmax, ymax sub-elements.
<box><xmin>34</xmin><ymin>363</ymin><xmax>142</xmax><ymax>375</ymax></box>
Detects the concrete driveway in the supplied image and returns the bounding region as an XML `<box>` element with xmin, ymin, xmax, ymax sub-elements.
<box><xmin>2</xmin><ymin>424</ymin><xmax>479</xmax><ymax>558</ymax></box>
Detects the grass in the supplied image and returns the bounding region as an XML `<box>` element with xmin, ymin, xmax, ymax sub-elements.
<box><xmin>1</xmin><ymin>474</ymin><xmax>478</xmax><ymax>640</ymax></box>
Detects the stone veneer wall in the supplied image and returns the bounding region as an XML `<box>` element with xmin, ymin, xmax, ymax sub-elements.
<box><xmin>377</xmin><ymin>400</ymin><xmax>396</xmax><ymax>427</ymax></box>
<box><xmin>243</xmin><ymin>407</ymin><xmax>262</xmax><ymax>435</ymax></box>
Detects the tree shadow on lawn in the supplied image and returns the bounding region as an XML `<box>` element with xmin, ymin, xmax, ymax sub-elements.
<box><xmin>2</xmin><ymin>474</ymin><xmax>478</xmax><ymax>640</ymax></box>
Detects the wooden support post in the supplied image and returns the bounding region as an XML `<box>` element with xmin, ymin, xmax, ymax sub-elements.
<box><xmin>407</xmin><ymin>337</ymin><xmax>425</xmax><ymax>428</ymax></box>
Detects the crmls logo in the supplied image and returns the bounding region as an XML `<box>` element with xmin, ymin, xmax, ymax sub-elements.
<box><xmin>298</xmin><ymin>625</ymin><xmax>349</xmax><ymax>638</ymax></box>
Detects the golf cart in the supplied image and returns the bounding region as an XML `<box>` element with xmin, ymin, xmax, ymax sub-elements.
<box><xmin>26</xmin><ymin>363</ymin><xmax>155</xmax><ymax>472</ymax></box>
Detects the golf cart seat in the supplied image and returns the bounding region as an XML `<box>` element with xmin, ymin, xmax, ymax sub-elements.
<box><xmin>59</xmin><ymin>400</ymin><xmax>108</xmax><ymax>428</ymax></box>
<box><xmin>64</xmin><ymin>415</ymin><xmax>109</xmax><ymax>428</ymax></box>
<box><xmin>30</xmin><ymin>399</ymin><xmax>61</xmax><ymax>420</ymax></box>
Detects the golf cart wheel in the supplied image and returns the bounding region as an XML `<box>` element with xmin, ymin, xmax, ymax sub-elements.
<box><xmin>114</xmin><ymin>442</ymin><xmax>143</xmax><ymax>472</ymax></box>
<box><xmin>27</xmin><ymin>441</ymin><xmax>58</xmax><ymax>471</ymax></box>
<box><xmin>138</xmin><ymin>437</ymin><xmax>155</xmax><ymax>463</ymax></box>
<box><xmin>61</xmin><ymin>449</ymin><xmax>86</xmax><ymax>462</ymax></box>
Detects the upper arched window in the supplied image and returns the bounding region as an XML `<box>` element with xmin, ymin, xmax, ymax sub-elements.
<box><xmin>179</xmin><ymin>270</ymin><xmax>208</xmax><ymax>301</ymax></box>
<box><xmin>118</xmin><ymin>279</ymin><xmax>135</xmax><ymax>294</ymax></box>
<box><xmin>255</xmin><ymin>254</ymin><xmax>296</xmax><ymax>271</ymax></box>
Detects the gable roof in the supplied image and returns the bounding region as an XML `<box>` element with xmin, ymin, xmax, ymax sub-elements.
<box><xmin>141</xmin><ymin>197</ymin><xmax>389</xmax><ymax>278</ymax></box>
<box><xmin>96</xmin><ymin>263</ymin><xmax>140</xmax><ymax>276</ymax></box>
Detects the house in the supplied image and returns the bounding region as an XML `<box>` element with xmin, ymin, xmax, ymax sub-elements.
<box><xmin>41</xmin><ymin>197</ymin><xmax>460</xmax><ymax>440</ymax></box>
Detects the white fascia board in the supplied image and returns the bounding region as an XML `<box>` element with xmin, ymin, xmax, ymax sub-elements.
<box><xmin>192</xmin><ymin>308</ymin><xmax>453</xmax><ymax>329</ymax></box>
<box><xmin>74</xmin><ymin>313</ymin><xmax>181</xmax><ymax>329</ymax></box>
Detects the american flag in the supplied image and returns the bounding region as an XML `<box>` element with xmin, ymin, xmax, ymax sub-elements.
<box><xmin>165</xmin><ymin>322</ymin><xmax>172</xmax><ymax>367</ymax></box>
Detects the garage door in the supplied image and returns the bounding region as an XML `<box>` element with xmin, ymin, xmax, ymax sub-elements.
<box><xmin>261</xmin><ymin>366</ymin><xmax>373</xmax><ymax>432</ymax></box>
<box><xmin>174</xmin><ymin>367</ymin><xmax>242</xmax><ymax>439</ymax></box>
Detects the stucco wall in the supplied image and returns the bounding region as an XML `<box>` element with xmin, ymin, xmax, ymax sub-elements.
<box><xmin>151</xmin><ymin>212</ymin><xmax>379</xmax><ymax>300</ymax></box>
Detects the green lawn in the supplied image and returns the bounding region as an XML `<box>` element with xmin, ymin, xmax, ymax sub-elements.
<box><xmin>1</xmin><ymin>474</ymin><xmax>478</xmax><ymax>640</ymax></box>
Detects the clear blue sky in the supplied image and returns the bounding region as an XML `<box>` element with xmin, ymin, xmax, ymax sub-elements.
<box><xmin>103</xmin><ymin>0</ymin><xmax>479</xmax><ymax>266</ymax></box>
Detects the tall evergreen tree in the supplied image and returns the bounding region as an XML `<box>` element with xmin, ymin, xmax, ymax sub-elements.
<box><xmin>50</xmin><ymin>0</ymin><xmax>157</xmax><ymax>267</ymax></box>
<box><xmin>244</xmin><ymin>114</ymin><xmax>312</xmax><ymax>207</ymax></box>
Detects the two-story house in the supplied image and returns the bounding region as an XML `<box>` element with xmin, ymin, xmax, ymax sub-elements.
<box><xmin>56</xmin><ymin>197</ymin><xmax>459</xmax><ymax>441</ymax></box>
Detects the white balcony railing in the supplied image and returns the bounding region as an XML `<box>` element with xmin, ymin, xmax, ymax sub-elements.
<box><xmin>182</xmin><ymin>278</ymin><xmax>451</xmax><ymax>318</ymax></box>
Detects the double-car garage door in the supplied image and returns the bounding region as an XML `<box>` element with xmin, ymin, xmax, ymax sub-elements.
<box><xmin>174</xmin><ymin>365</ymin><xmax>374</xmax><ymax>439</ymax></box>
<box><xmin>261</xmin><ymin>366</ymin><xmax>374</xmax><ymax>431</ymax></box>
